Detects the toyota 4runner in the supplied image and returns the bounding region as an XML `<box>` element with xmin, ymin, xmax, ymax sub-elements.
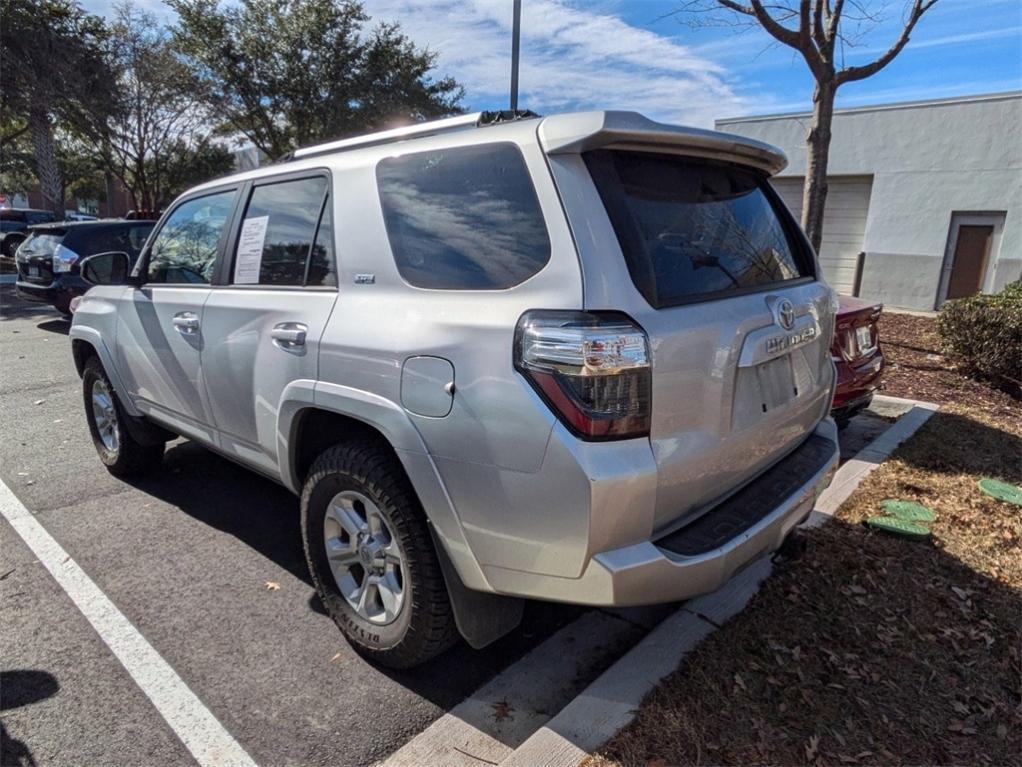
<box><xmin>70</xmin><ymin>111</ymin><xmax>840</xmax><ymax>668</ymax></box>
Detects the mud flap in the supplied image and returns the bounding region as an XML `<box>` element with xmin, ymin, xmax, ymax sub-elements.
<box><xmin>428</xmin><ymin>526</ymin><xmax>524</xmax><ymax>649</ymax></box>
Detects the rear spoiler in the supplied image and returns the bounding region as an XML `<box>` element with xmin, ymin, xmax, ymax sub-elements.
<box><xmin>537</xmin><ymin>111</ymin><xmax>787</xmax><ymax>176</ymax></box>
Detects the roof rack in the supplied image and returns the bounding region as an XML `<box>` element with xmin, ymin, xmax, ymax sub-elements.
<box><xmin>286</xmin><ymin>110</ymin><xmax>540</xmax><ymax>162</ymax></box>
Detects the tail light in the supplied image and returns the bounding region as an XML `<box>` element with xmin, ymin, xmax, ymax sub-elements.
<box><xmin>52</xmin><ymin>244</ymin><xmax>80</xmax><ymax>273</ymax></box>
<box><xmin>514</xmin><ymin>310</ymin><xmax>651</xmax><ymax>440</ymax></box>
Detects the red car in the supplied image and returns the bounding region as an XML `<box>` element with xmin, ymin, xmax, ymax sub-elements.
<box><xmin>831</xmin><ymin>295</ymin><xmax>885</xmax><ymax>426</ymax></box>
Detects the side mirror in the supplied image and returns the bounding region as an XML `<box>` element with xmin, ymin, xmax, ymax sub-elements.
<box><xmin>80</xmin><ymin>251</ymin><xmax>132</xmax><ymax>286</ymax></box>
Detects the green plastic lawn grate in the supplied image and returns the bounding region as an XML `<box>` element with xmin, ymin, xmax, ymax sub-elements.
<box><xmin>880</xmin><ymin>499</ymin><xmax>936</xmax><ymax>522</ymax></box>
<box><xmin>867</xmin><ymin>516</ymin><xmax>932</xmax><ymax>539</ymax></box>
<box><xmin>978</xmin><ymin>478</ymin><xmax>1022</xmax><ymax>507</ymax></box>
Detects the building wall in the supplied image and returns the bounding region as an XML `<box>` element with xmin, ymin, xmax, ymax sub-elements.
<box><xmin>717</xmin><ymin>93</ymin><xmax>1022</xmax><ymax>309</ymax></box>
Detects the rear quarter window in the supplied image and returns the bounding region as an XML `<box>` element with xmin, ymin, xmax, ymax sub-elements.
<box><xmin>584</xmin><ymin>150</ymin><xmax>812</xmax><ymax>308</ymax></box>
<box><xmin>376</xmin><ymin>142</ymin><xmax>551</xmax><ymax>290</ymax></box>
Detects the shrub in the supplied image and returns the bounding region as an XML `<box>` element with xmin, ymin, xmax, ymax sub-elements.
<box><xmin>937</xmin><ymin>281</ymin><xmax>1022</xmax><ymax>397</ymax></box>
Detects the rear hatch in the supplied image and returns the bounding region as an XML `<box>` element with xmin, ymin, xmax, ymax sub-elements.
<box><xmin>542</xmin><ymin>113</ymin><xmax>836</xmax><ymax>532</ymax></box>
<box><xmin>15</xmin><ymin>228</ymin><xmax>67</xmax><ymax>285</ymax></box>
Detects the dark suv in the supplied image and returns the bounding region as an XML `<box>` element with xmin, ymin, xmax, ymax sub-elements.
<box><xmin>1</xmin><ymin>208</ymin><xmax>56</xmax><ymax>257</ymax></box>
<box><xmin>15</xmin><ymin>219</ymin><xmax>155</xmax><ymax>314</ymax></box>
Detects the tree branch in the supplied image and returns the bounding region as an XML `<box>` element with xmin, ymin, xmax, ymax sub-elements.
<box><xmin>836</xmin><ymin>0</ymin><xmax>938</xmax><ymax>84</ymax></box>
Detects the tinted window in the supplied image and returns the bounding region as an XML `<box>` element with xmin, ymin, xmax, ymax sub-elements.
<box><xmin>27</xmin><ymin>211</ymin><xmax>55</xmax><ymax>224</ymax></box>
<box><xmin>585</xmin><ymin>150</ymin><xmax>810</xmax><ymax>308</ymax></box>
<box><xmin>376</xmin><ymin>143</ymin><xmax>550</xmax><ymax>290</ymax></box>
<box><xmin>65</xmin><ymin>224</ymin><xmax>154</xmax><ymax>259</ymax></box>
<box><xmin>146</xmin><ymin>191</ymin><xmax>235</xmax><ymax>284</ymax></box>
<box><xmin>1</xmin><ymin>210</ymin><xmax>26</xmax><ymax>222</ymax></box>
<box><xmin>232</xmin><ymin>177</ymin><xmax>332</xmax><ymax>286</ymax></box>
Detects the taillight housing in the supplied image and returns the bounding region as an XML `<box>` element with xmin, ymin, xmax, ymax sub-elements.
<box><xmin>514</xmin><ymin>310</ymin><xmax>651</xmax><ymax>440</ymax></box>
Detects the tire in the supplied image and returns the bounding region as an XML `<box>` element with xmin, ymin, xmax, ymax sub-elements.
<box><xmin>301</xmin><ymin>442</ymin><xmax>457</xmax><ymax>668</ymax></box>
<box><xmin>2</xmin><ymin>235</ymin><xmax>23</xmax><ymax>258</ymax></box>
<box><xmin>83</xmin><ymin>356</ymin><xmax>164</xmax><ymax>477</ymax></box>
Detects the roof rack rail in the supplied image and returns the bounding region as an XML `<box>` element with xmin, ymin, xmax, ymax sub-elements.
<box><xmin>285</xmin><ymin>110</ymin><xmax>541</xmax><ymax>162</ymax></box>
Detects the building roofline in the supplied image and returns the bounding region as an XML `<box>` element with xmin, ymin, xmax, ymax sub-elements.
<box><xmin>716</xmin><ymin>90</ymin><xmax>1022</xmax><ymax>126</ymax></box>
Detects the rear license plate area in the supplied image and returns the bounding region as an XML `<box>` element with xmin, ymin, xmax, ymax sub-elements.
<box><xmin>754</xmin><ymin>355</ymin><xmax>796</xmax><ymax>412</ymax></box>
<box><xmin>855</xmin><ymin>326</ymin><xmax>874</xmax><ymax>355</ymax></box>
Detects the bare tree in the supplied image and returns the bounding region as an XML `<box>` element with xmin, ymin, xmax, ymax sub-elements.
<box><xmin>673</xmin><ymin>0</ymin><xmax>939</xmax><ymax>252</ymax></box>
<box><xmin>99</xmin><ymin>1</ymin><xmax>224</xmax><ymax>211</ymax></box>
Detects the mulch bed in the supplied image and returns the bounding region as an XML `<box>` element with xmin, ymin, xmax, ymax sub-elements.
<box><xmin>588</xmin><ymin>313</ymin><xmax>1022</xmax><ymax>767</ymax></box>
<box><xmin>879</xmin><ymin>311</ymin><xmax>1020</xmax><ymax>427</ymax></box>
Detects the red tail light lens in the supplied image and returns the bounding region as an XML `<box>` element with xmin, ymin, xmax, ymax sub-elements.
<box><xmin>514</xmin><ymin>310</ymin><xmax>651</xmax><ymax>440</ymax></box>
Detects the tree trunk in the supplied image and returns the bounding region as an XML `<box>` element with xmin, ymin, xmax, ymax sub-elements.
<box><xmin>28</xmin><ymin>106</ymin><xmax>64</xmax><ymax>218</ymax></box>
<box><xmin>801</xmin><ymin>79</ymin><xmax>836</xmax><ymax>256</ymax></box>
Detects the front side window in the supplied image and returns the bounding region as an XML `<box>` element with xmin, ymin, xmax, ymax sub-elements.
<box><xmin>376</xmin><ymin>143</ymin><xmax>551</xmax><ymax>290</ymax></box>
<box><xmin>585</xmin><ymin>150</ymin><xmax>811</xmax><ymax>308</ymax></box>
<box><xmin>232</xmin><ymin>176</ymin><xmax>334</xmax><ymax>287</ymax></box>
<box><xmin>146</xmin><ymin>190</ymin><xmax>236</xmax><ymax>285</ymax></box>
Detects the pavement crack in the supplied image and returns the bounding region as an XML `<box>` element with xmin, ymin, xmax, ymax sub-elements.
<box><xmin>680</xmin><ymin>607</ymin><xmax>722</xmax><ymax>629</ymax></box>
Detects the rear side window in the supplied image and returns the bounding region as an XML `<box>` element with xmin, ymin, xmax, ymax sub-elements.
<box><xmin>376</xmin><ymin>143</ymin><xmax>550</xmax><ymax>290</ymax></box>
<box><xmin>19</xmin><ymin>231</ymin><xmax>65</xmax><ymax>256</ymax></box>
<box><xmin>146</xmin><ymin>190</ymin><xmax>236</xmax><ymax>284</ymax></box>
<box><xmin>584</xmin><ymin>150</ymin><xmax>811</xmax><ymax>308</ymax></box>
<box><xmin>1</xmin><ymin>210</ymin><xmax>26</xmax><ymax>222</ymax></box>
<box><xmin>232</xmin><ymin>176</ymin><xmax>334</xmax><ymax>287</ymax></box>
<box><xmin>65</xmin><ymin>225</ymin><xmax>153</xmax><ymax>259</ymax></box>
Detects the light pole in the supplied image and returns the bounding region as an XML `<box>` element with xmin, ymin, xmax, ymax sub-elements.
<box><xmin>510</xmin><ymin>0</ymin><xmax>521</xmax><ymax>110</ymax></box>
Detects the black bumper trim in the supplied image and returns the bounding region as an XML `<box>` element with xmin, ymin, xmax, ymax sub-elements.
<box><xmin>655</xmin><ymin>433</ymin><xmax>836</xmax><ymax>557</ymax></box>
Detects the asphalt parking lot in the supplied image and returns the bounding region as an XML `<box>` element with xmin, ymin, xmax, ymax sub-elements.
<box><xmin>0</xmin><ymin>284</ymin><xmax>894</xmax><ymax>767</ymax></box>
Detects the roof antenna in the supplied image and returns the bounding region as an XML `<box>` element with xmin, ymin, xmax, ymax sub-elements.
<box><xmin>510</xmin><ymin>0</ymin><xmax>522</xmax><ymax>111</ymax></box>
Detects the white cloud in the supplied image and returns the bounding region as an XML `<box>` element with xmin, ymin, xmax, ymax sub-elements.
<box><xmin>365</xmin><ymin>0</ymin><xmax>752</xmax><ymax>126</ymax></box>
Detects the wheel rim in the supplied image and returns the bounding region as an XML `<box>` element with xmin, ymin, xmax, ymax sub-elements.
<box><xmin>323</xmin><ymin>491</ymin><xmax>406</xmax><ymax>625</ymax></box>
<box><xmin>91</xmin><ymin>379</ymin><xmax>119</xmax><ymax>453</ymax></box>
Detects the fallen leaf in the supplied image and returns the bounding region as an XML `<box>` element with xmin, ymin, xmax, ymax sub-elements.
<box><xmin>805</xmin><ymin>734</ymin><xmax>820</xmax><ymax>761</ymax></box>
<box><xmin>491</xmin><ymin>699</ymin><xmax>514</xmax><ymax>722</ymax></box>
<box><xmin>264</xmin><ymin>581</ymin><xmax>280</xmax><ymax>591</ymax></box>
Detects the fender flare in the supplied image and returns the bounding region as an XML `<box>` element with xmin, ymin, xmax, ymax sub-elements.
<box><xmin>69</xmin><ymin>325</ymin><xmax>142</xmax><ymax>417</ymax></box>
<box><xmin>275</xmin><ymin>380</ymin><xmax>493</xmax><ymax>594</ymax></box>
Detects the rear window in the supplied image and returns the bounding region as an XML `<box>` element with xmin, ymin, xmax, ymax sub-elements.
<box><xmin>584</xmin><ymin>150</ymin><xmax>811</xmax><ymax>308</ymax></box>
<box><xmin>376</xmin><ymin>143</ymin><xmax>550</xmax><ymax>290</ymax></box>
<box><xmin>19</xmin><ymin>231</ymin><xmax>65</xmax><ymax>256</ymax></box>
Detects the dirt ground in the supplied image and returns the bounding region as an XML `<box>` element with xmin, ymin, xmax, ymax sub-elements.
<box><xmin>587</xmin><ymin>312</ymin><xmax>1022</xmax><ymax>767</ymax></box>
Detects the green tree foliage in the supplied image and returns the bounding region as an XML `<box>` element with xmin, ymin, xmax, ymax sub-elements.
<box><xmin>1</xmin><ymin>0</ymin><xmax>115</xmax><ymax>216</ymax></box>
<box><xmin>169</xmin><ymin>0</ymin><xmax>464</xmax><ymax>159</ymax></box>
<box><xmin>159</xmin><ymin>139</ymin><xmax>236</xmax><ymax>203</ymax></box>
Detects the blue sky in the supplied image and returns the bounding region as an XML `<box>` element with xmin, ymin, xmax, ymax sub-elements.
<box><xmin>82</xmin><ymin>0</ymin><xmax>1022</xmax><ymax>126</ymax></box>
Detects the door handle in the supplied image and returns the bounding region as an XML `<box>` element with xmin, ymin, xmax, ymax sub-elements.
<box><xmin>172</xmin><ymin>312</ymin><xmax>200</xmax><ymax>334</ymax></box>
<box><xmin>271</xmin><ymin>322</ymin><xmax>308</xmax><ymax>348</ymax></box>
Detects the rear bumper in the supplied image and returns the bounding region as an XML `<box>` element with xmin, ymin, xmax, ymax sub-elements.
<box><xmin>15</xmin><ymin>276</ymin><xmax>87</xmax><ymax>313</ymax></box>
<box><xmin>482</xmin><ymin>418</ymin><xmax>839</xmax><ymax>606</ymax></box>
<box><xmin>831</xmin><ymin>349</ymin><xmax>884</xmax><ymax>414</ymax></box>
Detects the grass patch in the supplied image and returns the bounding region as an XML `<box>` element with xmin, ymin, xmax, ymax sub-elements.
<box><xmin>587</xmin><ymin>318</ymin><xmax>1022</xmax><ymax>767</ymax></box>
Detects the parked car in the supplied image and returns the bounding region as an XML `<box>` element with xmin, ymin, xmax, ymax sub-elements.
<box><xmin>1</xmin><ymin>208</ymin><xmax>56</xmax><ymax>257</ymax></box>
<box><xmin>830</xmin><ymin>295</ymin><xmax>885</xmax><ymax>425</ymax></box>
<box><xmin>69</xmin><ymin>110</ymin><xmax>840</xmax><ymax>668</ymax></box>
<box><xmin>15</xmin><ymin>219</ymin><xmax>155</xmax><ymax>314</ymax></box>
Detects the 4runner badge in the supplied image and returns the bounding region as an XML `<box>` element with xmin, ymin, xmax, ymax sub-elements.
<box><xmin>766</xmin><ymin>325</ymin><xmax>817</xmax><ymax>354</ymax></box>
<box><xmin>354</xmin><ymin>273</ymin><xmax>376</xmax><ymax>285</ymax></box>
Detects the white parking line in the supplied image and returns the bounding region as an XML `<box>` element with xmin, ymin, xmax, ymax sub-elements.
<box><xmin>0</xmin><ymin>479</ymin><xmax>257</xmax><ymax>767</ymax></box>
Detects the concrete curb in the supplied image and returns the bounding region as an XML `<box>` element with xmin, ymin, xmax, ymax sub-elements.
<box><xmin>499</xmin><ymin>400</ymin><xmax>939</xmax><ymax>767</ymax></box>
<box><xmin>0</xmin><ymin>274</ymin><xmax>17</xmax><ymax>285</ymax></box>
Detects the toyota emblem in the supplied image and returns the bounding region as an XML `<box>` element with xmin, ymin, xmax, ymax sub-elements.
<box><xmin>775</xmin><ymin>298</ymin><xmax>796</xmax><ymax>330</ymax></box>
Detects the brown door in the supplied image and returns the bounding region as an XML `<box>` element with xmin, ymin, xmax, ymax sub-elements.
<box><xmin>947</xmin><ymin>225</ymin><xmax>993</xmax><ymax>299</ymax></box>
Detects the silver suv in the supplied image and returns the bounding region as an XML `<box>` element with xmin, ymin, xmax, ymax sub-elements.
<box><xmin>70</xmin><ymin>111</ymin><xmax>840</xmax><ymax>668</ymax></box>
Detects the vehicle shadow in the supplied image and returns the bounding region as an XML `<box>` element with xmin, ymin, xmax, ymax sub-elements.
<box><xmin>1</xmin><ymin>669</ymin><xmax>60</xmax><ymax>767</ymax></box>
<box><xmin>0</xmin><ymin>288</ymin><xmax>57</xmax><ymax>323</ymax></box>
<box><xmin>36</xmin><ymin>318</ymin><xmax>70</xmax><ymax>336</ymax></box>
<box><xmin>130</xmin><ymin>440</ymin><xmax>590</xmax><ymax>708</ymax></box>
